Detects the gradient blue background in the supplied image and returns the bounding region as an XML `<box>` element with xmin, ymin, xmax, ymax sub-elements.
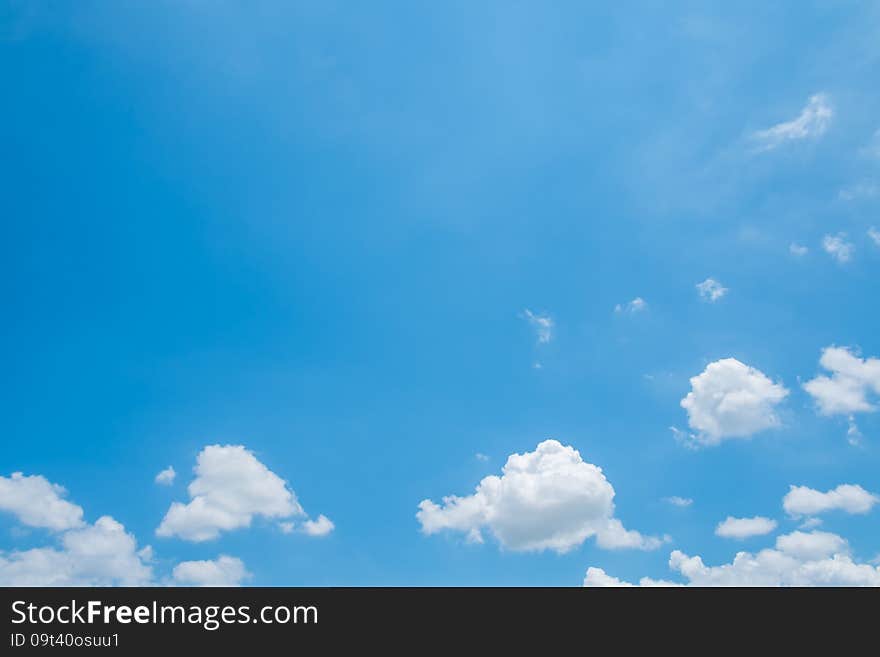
<box><xmin>2</xmin><ymin>1</ymin><xmax>879</xmax><ymax>584</ymax></box>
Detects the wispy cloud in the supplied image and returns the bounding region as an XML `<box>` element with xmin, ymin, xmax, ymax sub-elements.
<box><xmin>821</xmin><ymin>233</ymin><xmax>854</xmax><ymax>264</ymax></box>
<box><xmin>789</xmin><ymin>243</ymin><xmax>809</xmax><ymax>257</ymax></box>
<box><xmin>614</xmin><ymin>297</ymin><xmax>647</xmax><ymax>314</ymax></box>
<box><xmin>751</xmin><ymin>93</ymin><xmax>832</xmax><ymax>152</ymax></box>
<box><xmin>696</xmin><ymin>278</ymin><xmax>727</xmax><ymax>302</ymax></box>
<box><xmin>522</xmin><ymin>309</ymin><xmax>553</xmax><ymax>344</ymax></box>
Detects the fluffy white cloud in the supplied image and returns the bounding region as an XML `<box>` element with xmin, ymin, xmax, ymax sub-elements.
<box><xmin>696</xmin><ymin>278</ymin><xmax>727</xmax><ymax>302</ymax></box>
<box><xmin>586</xmin><ymin>530</ymin><xmax>880</xmax><ymax>586</ymax></box>
<box><xmin>774</xmin><ymin>530</ymin><xmax>847</xmax><ymax>561</ymax></box>
<box><xmin>664</xmin><ymin>496</ymin><xmax>693</xmax><ymax>508</ymax></box>
<box><xmin>583</xmin><ymin>567</ymin><xmax>678</xmax><ymax>587</ymax></box>
<box><xmin>715</xmin><ymin>516</ymin><xmax>777</xmax><ymax>539</ymax></box>
<box><xmin>783</xmin><ymin>484</ymin><xmax>878</xmax><ymax>517</ymax></box>
<box><xmin>614</xmin><ymin>297</ymin><xmax>647</xmax><ymax>314</ymax></box>
<box><xmin>156</xmin><ymin>445</ymin><xmax>307</xmax><ymax>542</ymax></box>
<box><xmin>0</xmin><ymin>473</ymin><xmax>85</xmax><ymax>532</ymax></box>
<box><xmin>751</xmin><ymin>93</ymin><xmax>832</xmax><ymax>151</ymax></box>
<box><xmin>155</xmin><ymin>466</ymin><xmax>176</xmax><ymax>486</ymax></box>
<box><xmin>0</xmin><ymin>516</ymin><xmax>153</xmax><ymax>586</ymax></box>
<box><xmin>522</xmin><ymin>309</ymin><xmax>553</xmax><ymax>343</ymax></box>
<box><xmin>803</xmin><ymin>347</ymin><xmax>880</xmax><ymax>416</ymax></box>
<box><xmin>417</xmin><ymin>440</ymin><xmax>662</xmax><ymax>553</ymax></box>
<box><xmin>172</xmin><ymin>556</ymin><xmax>250</xmax><ymax>587</ymax></box>
<box><xmin>302</xmin><ymin>515</ymin><xmax>335</xmax><ymax>537</ymax></box>
<box><xmin>680</xmin><ymin>358</ymin><xmax>789</xmax><ymax>446</ymax></box>
<box><xmin>789</xmin><ymin>243</ymin><xmax>809</xmax><ymax>257</ymax></box>
<box><xmin>822</xmin><ymin>233</ymin><xmax>854</xmax><ymax>263</ymax></box>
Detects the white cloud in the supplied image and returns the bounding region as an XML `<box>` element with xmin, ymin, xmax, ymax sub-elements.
<box><xmin>821</xmin><ymin>233</ymin><xmax>854</xmax><ymax>263</ymax></box>
<box><xmin>155</xmin><ymin>466</ymin><xmax>176</xmax><ymax>486</ymax></box>
<box><xmin>0</xmin><ymin>516</ymin><xmax>153</xmax><ymax>586</ymax></box>
<box><xmin>696</xmin><ymin>278</ymin><xmax>727</xmax><ymax>302</ymax></box>
<box><xmin>783</xmin><ymin>484</ymin><xmax>878</xmax><ymax>517</ymax></box>
<box><xmin>868</xmin><ymin>227</ymin><xmax>880</xmax><ymax>247</ymax></box>
<box><xmin>789</xmin><ymin>243</ymin><xmax>809</xmax><ymax>257</ymax></box>
<box><xmin>583</xmin><ymin>567</ymin><xmax>634</xmax><ymax>587</ymax></box>
<box><xmin>522</xmin><ymin>309</ymin><xmax>553</xmax><ymax>344</ymax></box>
<box><xmin>774</xmin><ymin>530</ymin><xmax>847</xmax><ymax>561</ymax></box>
<box><xmin>157</xmin><ymin>445</ymin><xmax>307</xmax><ymax>542</ymax></box>
<box><xmin>614</xmin><ymin>297</ymin><xmax>647</xmax><ymax>314</ymax></box>
<box><xmin>751</xmin><ymin>93</ymin><xmax>832</xmax><ymax>151</ymax></box>
<box><xmin>799</xmin><ymin>517</ymin><xmax>823</xmax><ymax>530</ymax></box>
<box><xmin>583</xmin><ymin>567</ymin><xmax>678</xmax><ymax>587</ymax></box>
<box><xmin>475</xmin><ymin>453</ymin><xmax>489</xmax><ymax>462</ymax></box>
<box><xmin>0</xmin><ymin>472</ymin><xmax>84</xmax><ymax>532</ymax></box>
<box><xmin>586</xmin><ymin>530</ymin><xmax>880</xmax><ymax>586</ymax></box>
<box><xmin>847</xmin><ymin>417</ymin><xmax>863</xmax><ymax>447</ymax></box>
<box><xmin>664</xmin><ymin>496</ymin><xmax>693</xmax><ymax>508</ymax></box>
<box><xmin>172</xmin><ymin>556</ymin><xmax>250</xmax><ymax>587</ymax></box>
<box><xmin>417</xmin><ymin>440</ymin><xmax>662</xmax><ymax>553</ymax></box>
<box><xmin>680</xmin><ymin>358</ymin><xmax>789</xmax><ymax>446</ymax></box>
<box><xmin>302</xmin><ymin>514</ymin><xmax>335</xmax><ymax>537</ymax></box>
<box><xmin>803</xmin><ymin>346</ymin><xmax>880</xmax><ymax>416</ymax></box>
<box><xmin>715</xmin><ymin>516</ymin><xmax>777</xmax><ymax>539</ymax></box>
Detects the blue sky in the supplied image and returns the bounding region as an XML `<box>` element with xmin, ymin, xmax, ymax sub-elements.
<box><xmin>2</xmin><ymin>1</ymin><xmax>880</xmax><ymax>586</ymax></box>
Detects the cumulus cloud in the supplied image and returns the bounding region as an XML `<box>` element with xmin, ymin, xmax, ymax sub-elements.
<box><xmin>789</xmin><ymin>243</ymin><xmax>809</xmax><ymax>257</ymax></box>
<box><xmin>156</xmin><ymin>445</ymin><xmax>323</xmax><ymax>542</ymax></box>
<box><xmin>783</xmin><ymin>484</ymin><xmax>878</xmax><ymax>517</ymax></box>
<box><xmin>614</xmin><ymin>297</ymin><xmax>647</xmax><ymax>314</ymax></box>
<box><xmin>696</xmin><ymin>278</ymin><xmax>727</xmax><ymax>302</ymax></box>
<box><xmin>155</xmin><ymin>466</ymin><xmax>176</xmax><ymax>486</ymax></box>
<box><xmin>302</xmin><ymin>515</ymin><xmax>335</xmax><ymax>537</ymax></box>
<box><xmin>0</xmin><ymin>473</ymin><xmax>85</xmax><ymax>532</ymax></box>
<box><xmin>664</xmin><ymin>496</ymin><xmax>693</xmax><ymax>508</ymax></box>
<box><xmin>585</xmin><ymin>530</ymin><xmax>880</xmax><ymax>586</ymax></box>
<box><xmin>417</xmin><ymin>440</ymin><xmax>662</xmax><ymax>553</ymax></box>
<box><xmin>522</xmin><ymin>309</ymin><xmax>553</xmax><ymax>343</ymax></box>
<box><xmin>680</xmin><ymin>358</ymin><xmax>789</xmax><ymax>446</ymax></box>
<box><xmin>751</xmin><ymin>93</ymin><xmax>832</xmax><ymax>151</ymax></box>
<box><xmin>822</xmin><ymin>233</ymin><xmax>854</xmax><ymax>263</ymax></box>
<box><xmin>715</xmin><ymin>516</ymin><xmax>777</xmax><ymax>539</ymax></box>
<box><xmin>172</xmin><ymin>555</ymin><xmax>250</xmax><ymax>587</ymax></box>
<box><xmin>0</xmin><ymin>516</ymin><xmax>153</xmax><ymax>586</ymax></box>
<box><xmin>803</xmin><ymin>346</ymin><xmax>880</xmax><ymax>416</ymax></box>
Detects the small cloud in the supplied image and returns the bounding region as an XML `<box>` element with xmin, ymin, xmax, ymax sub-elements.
<box><xmin>302</xmin><ymin>515</ymin><xmax>334</xmax><ymax>537</ymax></box>
<box><xmin>522</xmin><ymin>309</ymin><xmax>553</xmax><ymax>344</ymax></box>
<box><xmin>821</xmin><ymin>233</ymin><xmax>854</xmax><ymax>263</ymax></box>
<box><xmin>789</xmin><ymin>243</ymin><xmax>809</xmax><ymax>257</ymax></box>
<box><xmin>784</xmin><ymin>484</ymin><xmax>879</xmax><ymax>517</ymax></box>
<box><xmin>615</xmin><ymin>297</ymin><xmax>647</xmax><ymax>314</ymax></box>
<box><xmin>847</xmin><ymin>417</ymin><xmax>863</xmax><ymax>447</ymax></box>
<box><xmin>154</xmin><ymin>466</ymin><xmax>176</xmax><ymax>486</ymax></box>
<box><xmin>715</xmin><ymin>516</ymin><xmax>777</xmax><ymax>539</ymax></box>
<box><xmin>475</xmin><ymin>453</ymin><xmax>490</xmax><ymax>462</ymax></box>
<box><xmin>278</xmin><ymin>521</ymin><xmax>295</xmax><ymax>534</ymax></box>
<box><xmin>664</xmin><ymin>496</ymin><xmax>693</xmax><ymax>508</ymax></box>
<box><xmin>751</xmin><ymin>93</ymin><xmax>832</xmax><ymax>152</ymax></box>
<box><xmin>868</xmin><ymin>227</ymin><xmax>880</xmax><ymax>248</ymax></box>
<box><xmin>696</xmin><ymin>278</ymin><xmax>727</xmax><ymax>302</ymax></box>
